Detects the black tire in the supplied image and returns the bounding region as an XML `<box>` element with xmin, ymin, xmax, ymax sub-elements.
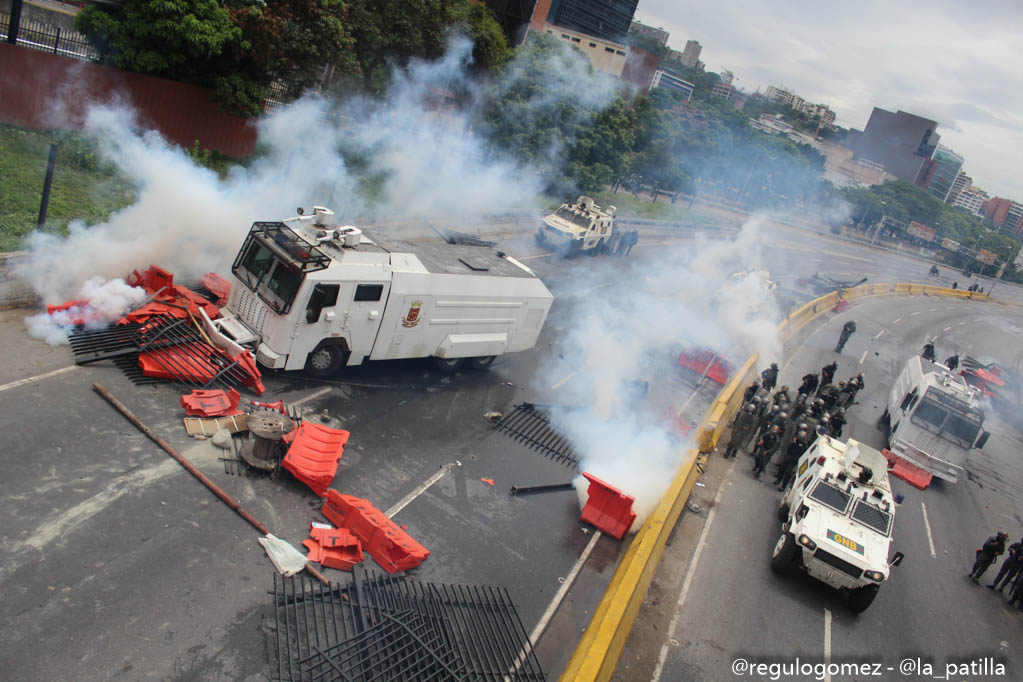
<box><xmin>469</xmin><ymin>355</ymin><xmax>496</xmax><ymax>370</ymax></box>
<box><xmin>434</xmin><ymin>357</ymin><xmax>465</xmax><ymax>373</ymax></box>
<box><xmin>847</xmin><ymin>584</ymin><xmax>879</xmax><ymax>614</ymax></box>
<box><xmin>770</xmin><ymin>532</ymin><xmax>800</xmax><ymax>574</ymax></box>
<box><xmin>777</xmin><ymin>500</ymin><xmax>790</xmax><ymax>522</ymax></box>
<box><xmin>304</xmin><ymin>344</ymin><xmax>344</xmax><ymax>378</ymax></box>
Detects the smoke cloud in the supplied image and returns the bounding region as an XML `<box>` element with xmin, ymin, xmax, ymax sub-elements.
<box><xmin>548</xmin><ymin>215</ymin><xmax>782</xmax><ymax>525</ymax></box>
<box><xmin>24</xmin><ymin>276</ymin><xmax>146</xmax><ymax>345</ymax></box>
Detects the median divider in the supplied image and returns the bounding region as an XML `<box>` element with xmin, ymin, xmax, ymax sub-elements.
<box><xmin>559</xmin><ymin>281</ymin><xmax>987</xmax><ymax>682</ymax></box>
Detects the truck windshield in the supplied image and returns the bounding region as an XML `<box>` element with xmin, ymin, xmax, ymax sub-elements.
<box><xmin>911</xmin><ymin>392</ymin><xmax>982</xmax><ymax>448</ymax></box>
<box><xmin>233</xmin><ymin>235</ymin><xmax>305</xmax><ymax>314</ymax></box>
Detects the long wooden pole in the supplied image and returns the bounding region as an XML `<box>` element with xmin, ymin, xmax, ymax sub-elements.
<box><xmin>93</xmin><ymin>383</ymin><xmax>329</xmax><ymax>585</ymax></box>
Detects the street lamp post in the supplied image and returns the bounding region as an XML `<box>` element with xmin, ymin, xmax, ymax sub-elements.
<box><xmin>737</xmin><ymin>148</ymin><xmax>764</xmax><ymax>205</ymax></box>
<box><xmin>868</xmin><ymin>201</ymin><xmax>888</xmax><ymax>245</ymax></box>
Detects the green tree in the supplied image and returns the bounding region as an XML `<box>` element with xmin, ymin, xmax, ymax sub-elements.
<box><xmin>345</xmin><ymin>0</ymin><xmax>508</xmax><ymax>93</ymax></box>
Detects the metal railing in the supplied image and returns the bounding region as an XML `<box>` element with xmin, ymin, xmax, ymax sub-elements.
<box><xmin>1</xmin><ymin>11</ymin><xmax>99</xmax><ymax>62</ymax></box>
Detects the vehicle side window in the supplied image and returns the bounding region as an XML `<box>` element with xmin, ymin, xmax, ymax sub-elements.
<box><xmin>354</xmin><ymin>284</ymin><xmax>384</xmax><ymax>302</ymax></box>
<box><xmin>305</xmin><ymin>284</ymin><xmax>339</xmax><ymax>323</ymax></box>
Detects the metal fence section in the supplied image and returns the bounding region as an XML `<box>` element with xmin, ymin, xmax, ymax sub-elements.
<box><xmin>493</xmin><ymin>403</ymin><xmax>580</xmax><ymax>469</ymax></box>
<box><xmin>1</xmin><ymin>11</ymin><xmax>99</xmax><ymax>62</ymax></box>
<box><xmin>270</xmin><ymin>568</ymin><xmax>545</xmax><ymax>682</ymax></box>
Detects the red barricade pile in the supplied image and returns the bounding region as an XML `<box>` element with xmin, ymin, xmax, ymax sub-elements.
<box><xmin>180</xmin><ymin>388</ymin><xmax>242</xmax><ymax>417</ymax></box>
<box><xmin>322</xmin><ymin>490</ymin><xmax>429</xmax><ymax>573</ymax></box>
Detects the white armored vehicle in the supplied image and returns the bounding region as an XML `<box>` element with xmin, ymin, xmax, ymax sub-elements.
<box><xmin>212</xmin><ymin>207</ymin><xmax>554</xmax><ymax>376</ymax></box>
<box><xmin>535</xmin><ymin>196</ymin><xmax>615</xmax><ymax>255</ymax></box>
<box><xmin>881</xmin><ymin>355</ymin><xmax>989</xmax><ymax>483</ymax></box>
<box><xmin>773</xmin><ymin>437</ymin><xmax>904</xmax><ymax>613</ymax></box>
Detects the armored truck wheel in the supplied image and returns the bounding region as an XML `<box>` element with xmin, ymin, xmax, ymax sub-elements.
<box><xmin>847</xmin><ymin>584</ymin><xmax>879</xmax><ymax>614</ymax></box>
<box><xmin>770</xmin><ymin>532</ymin><xmax>800</xmax><ymax>573</ymax></box>
<box><xmin>305</xmin><ymin>344</ymin><xmax>344</xmax><ymax>377</ymax></box>
<box><xmin>469</xmin><ymin>356</ymin><xmax>496</xmax><ymax>370</ymax></box>
<box><xmin>434</xmin><ymin>357</ymin><xmax>465</xmax><ymax>373</ymax></box>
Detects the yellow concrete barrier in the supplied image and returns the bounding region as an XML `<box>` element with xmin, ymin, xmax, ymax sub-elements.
<box><xmin>559</xmin><ymin>282</ymin><xmax>996</xmax><ymax>682</ymax></box>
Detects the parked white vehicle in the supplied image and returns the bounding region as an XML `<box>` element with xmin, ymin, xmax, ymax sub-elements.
<box><xmin>535</xmin><ymin>196</ymin><xmax>615</xmax><ymax>255</ymax></box>
<box><xmin>773</xmin><ymin>436</ymin><xmax>904</xmax><ymax>614</ymax></box>
<box><xmin>880</xmin><ymin>355</ymin><xmax>989</xmax><ymax>483</ymax></box>
<box><xmin>212</xmin><ymin>207</ymin><xmax>554</xmax><ymax>376</ymax></box>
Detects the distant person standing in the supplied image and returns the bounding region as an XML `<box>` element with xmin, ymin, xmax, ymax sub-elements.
<box><xmin>922</xmin><ymin>342</ymin><xmax>936</xmax><ymax>362</ymax></box>
<box><xmin>945</xmin><ymin>354</ymin><xmax>959</xmax><ymax>371</ymax></box>
<box><xmin>761</xmin><ymin>362</ymin><xmax>779</xmax><ymax>391</ymax></box>
<box><xmin>835</xmin><ymin>320</ymin><xmax>857</xmax><ymax>352</ymax></box>
<box><xmin>988</xmin><ymin>538</ymin><xmax>1023</xmax><ymax>592</ymax></box>
<box><xmin>624</xmin><ymin>230</ymin><xmax>638</xmax><ymax>255</ymax></box>
<box><xmin>819</xmin><ymin>361</ymin><xmax>838</xmax><ymax>390</ymax></box>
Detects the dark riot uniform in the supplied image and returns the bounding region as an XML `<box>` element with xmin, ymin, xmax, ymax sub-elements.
<box><xmin>1009</xmin><ymin>571</ymin><xmax>1023</xmax><ymax>610</ymax></box>
<box><xmin>988</xmin><ymin>541</ymin><xmax>1023</xmax><ymax>591</ymax></box>
<box><xmin>798</xmin><ymin>373</ymin><xmax>819</xmax><ymax>398</ymax></box>
<box><xmin>725</xmin><ymin>404</ymin><xmax>759</xmax><ymax>459</ymax></box>
<box><xmin>970</xmin><ymin>533</ymin><xmax>1007</xmax><ymax>582</ymax></box>
<box><xmin>761</xmin><ymin>364</ymin><xmax>779</xmax><ymax>391</ymax></box>
<box><xmin>775</xmin><ymin>433</ymin><xmax>809</xmax><ymax>490</ymax></box>
<box><xmin>922</xmin><ymin>342</ymin><xmax>936</xmax><ymax>362</ymax></box>
<box><xmin>752</xmin><ymin>428</ymin><xmax>782</xmax><ymax>479</ymax></box>
<box><xmin>819</xmin><ymin>362</ymin><xmax>838</xmax><ymax>389</ymax></box>
<box><xmin>945</xmin><ymin>355</ymin><xmax>959</xmax><ymax>371</ymax></box>
<box><xmin>835</xmin><ymin>320</ymin><xmax>857</xmax><ymax>352</ymax></box>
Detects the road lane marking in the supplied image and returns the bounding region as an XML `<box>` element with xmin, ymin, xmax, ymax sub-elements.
<box><xmin>290</xmin><ymin>386</ymin><xmax>332</xmax><ymax>407</ymax></box>
<box><xmin>651</xmin><ymin>458</ymin><xmax>734</xmax><ymax>682</ymax></box>
<box><xmin>675</xmin><ymin>388</ymin><xmax>702</xmax><ymax>418</ymax></box>
<box><xmin>959</xmin><ymin>321</ymin><xmax>968</xmax><ymax>326</ymax></box>
<box><xmin>781</xmin><ymin>324</ymin><xmax>827</xmax><ymax>373</ymax></box>
<box><xmin>551</xmin><ymin>372</ymin><xmax>577</xmax><ymax>390</ymax></box>
<box><xmin>874</xmin><ymin>330</ymin><xmax>885</xmax><ymax>340</ymax></box>
<box><xmin>385</xmin><ymin>463</ymin><xmax>458</xmax><ymax>518</ymax></box>
<box><xmin>528</xmin><ymin>529</ymin><xmax>601</xmax><ymax>646</ymax></box>
<box><xmin>928</xmin><ymin>308</ymin><xmax>938</xmax><ymax>312</ymax></box>
<box><xmin>910</xmin><ymin>311</ymin><xmax>921</xmax><ymax>316</ymax></box>
<box><xmin>943</xmin><ymin>326</ymin><xmax>952</xmax><ymax>332</ymax></box>
<box><xmin>0</xmin><ymin>365</ymin><xmax>77</xmax><ymax>393</ymax></box>
<box><xmin>824</xmin><ymin>609</ymin><xmax>833</xmax><ymax>682</ymax></box>
<box><xmin>892</xmin><ymin>318</ymin><xmax>902</xmax><ymax>324</ymax></box>
<box><xmin>859</xmin><ymin>351</ymin><xmax>868</xmax><ymax>364</ymax></box>
<box><xmin>921</xmin><ymin>502</ymin><xmax>937</xmax><ymax>558</ymax></box>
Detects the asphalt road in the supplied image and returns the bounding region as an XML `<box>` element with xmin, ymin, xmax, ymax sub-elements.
<box><xmin>626</xmin><ymin>294</ymin><xmax>1023</xmax><ymax>682</ymax></box>
<box><xmin>2</xmin><ymin>213</ymin><xmax>1020</xmax><ymax>682</ymax></box>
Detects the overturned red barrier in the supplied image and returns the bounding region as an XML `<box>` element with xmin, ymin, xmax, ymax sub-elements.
<box><xmin>281</xmin><ymin>423</ymin><xmax>349</xmax><ymax>498</ymax></box>
<box><xmin>678</xmin><ymin>347</ymin><xmax>732</xmax><ymax>385</ymax></box>
<box><xmin>199</xmin><ymin>272</ymin><xmax>231</xmax><ymax>306</ymax></box>
<box><xmin>321</xmin><ymin>491</ymin><xmax>429</xmax><ymax>574</ymax></box>
<box><xmin>303</xmin><ymin>522</ymin><xmax>363</xmax><ymax>571</ymax></box>
<box><xmin>579</xmin><ymin>472</ymin><xmax>637</xmax><ymax>540</ymax></box>
<box><xmin>180</xmin><ymin>388</ymin><xmax>242</xmax><ymax>417</ymax></box>
<box><xmin>881</xmin><ymin>449</ymin><xmax>933</xmax><ymax>490</ymax></box>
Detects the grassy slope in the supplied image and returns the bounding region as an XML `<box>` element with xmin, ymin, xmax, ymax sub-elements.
<box><xmin>0</xmin><ymin>125</ymin><xmax>136</xmax><ymax>252</ymax></box>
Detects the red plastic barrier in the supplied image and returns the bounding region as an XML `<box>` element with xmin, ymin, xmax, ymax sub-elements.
<box><xmin>180</xmin><ymin>388</ymin><xmax>241</xmax><ymax>416</ymax></box>
<box><xmin>321</xmin><ymin>491</ymin><xmax>430</xmax><ymax>574</ymax></box>
<box><xmin>579</xmin><ymin>472</ymin><xmax>637</xmax><ymax>540</ymax></box>
<box><xmin>678</xmin><ymin>347</ymin><xmax>732</xmax><ymax>385</ymax></box>
<box><xmin>881</xmin><ymin>449</ymin><xmax>933</xmax><ymax>490</ymax></box>
<box><xmin>303</xmin><ymin>523</ymin><xmax>363</xmax><ymax>571</ymax></box>
<box><xmin>199</xmin><ymin>272</ymin><xmax>232</xmax><ymax>306</ymax></box>
<box><xmin>281</xmin><ymin>423</ymin><xmax>350</xmax><ymax>498</ymax></box>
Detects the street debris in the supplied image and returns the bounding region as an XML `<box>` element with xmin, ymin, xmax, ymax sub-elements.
<box><xmin>483</xmin><ymin>410</ymin><xmax>503</xmax><ymax>423</ymax></box>
<box><xmin>270</xmin><ymin>569</ymin><xmax>545</xmax><ymax>682</ymax></box>
<box><xmin>579</xmin><ymin>471</ymin><xmax>637</xmax><ymax>540</ymax></box>
<box><xmin>211</xmin><ymin>430</ymin><xmax>233</xmax><ymax>449</ymax></box>
<box><xmin>480</xmin><ymin>477</ymin><xmax>495</xmax><ymax>486</ymax></box>
<box><xmin>493</xmin><ymin>403</ymin><xmax>580</xmax><ymax>469</ymax></box>
<box><xmin>322</xmin><ymin>490</ymin><xmax>429</xmax><ymax>574</ymax></box>
<box><xmin>303</xmin><ymin>521</ymin><xmax>363</xmax><ymax>571</ymax></box>
<box><xmin>93</xmin><ymin>383</ymin><xmax>328</xmax><ymax>585</ymax></box>
<box><xmin>280</xmin><ymin>422</ymin><xmax>349</xmax><ymax>497</ymax></box>
<box><xmin>259</xmin><ymin>534</ymin><xmax>309</xmax><ymax>577</ymax></box>
<box><xmin>180</xmin><ymin>388</ymin><xmax>242</xmax><ymax>417</ymax></box>
<box><xmin>510</xmin><ymin>482</ymin><xmax>574</xmax><ymax>496</ymax></box>
<box><xmin>183</xmin><ymin>413</ymin><xmax>247</xmax><ymax>438</ymax></box>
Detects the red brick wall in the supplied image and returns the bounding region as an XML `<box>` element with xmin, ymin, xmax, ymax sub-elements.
<box><xmin>0</xmin><ymin>43</ymin><xmax>257</xmax><ymax>157</ymax></box>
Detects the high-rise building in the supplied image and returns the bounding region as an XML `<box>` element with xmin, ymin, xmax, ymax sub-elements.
<box><xmin>711</xmin><ymin>81</ymin><xmax>736</xmax><ymax>101</ymax></box>
<box><xmin>680</xmin><ymin>39</ymin><xmax>702</xmax><ymax>68</ymax></box>
<box><xmin>650</xmin><ymin>70</ymin><xmax>694</xmax><ymax>100</ymax></box>
<box><xmin>628</xmin><ymin>20</ymin><xmax>668</xmax><ymax>46</ymax></box>
<box><xmin>947</xmin><ymin>171</ymin><xmax>972</xmax><ymax>204</ymax></box>
<box><xmin>484</xmin><ymin>1</ymin><xmax>539</xmax><ymax>42</ymax></box>
<box><xmin>764</xmin><ymin>86</ymin><xmax>793</xmax><ymax>106</ymax></box>
<box><xmin>926</xmin><ymin>146</ymin><xmax>965</xmax><ymax>203</ymax></box>
<box><xmin>953</xmin><ymin>188</ymin><xmax>987</xmax><ymax>216</ymax></box>
<box><xmin>845</xmin><ymin>108</ymin><xmax>940</xmax><ymax>184</ymax></box>
<box><xmin>533</xmin><ymin>0</ymin><xmax>640</xmax><ymax>43</ymax></box>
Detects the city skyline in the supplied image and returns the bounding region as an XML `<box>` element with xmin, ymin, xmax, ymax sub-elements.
<box><xmin>634</xmin><ymin>0</ymin><xmax>1023</xmax><ymax>202</ymax></box>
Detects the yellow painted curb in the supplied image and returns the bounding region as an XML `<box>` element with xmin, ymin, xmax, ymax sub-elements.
<box><xmin>558</xmin><ymin>282</ymin><xmax>987</xmax><ymax>682</ymax></box>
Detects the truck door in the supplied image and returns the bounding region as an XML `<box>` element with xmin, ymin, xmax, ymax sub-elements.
<box><xmin>337</xmin><ymin>281</ymin><xmax>390</xmax><ymax>365</ymax></box>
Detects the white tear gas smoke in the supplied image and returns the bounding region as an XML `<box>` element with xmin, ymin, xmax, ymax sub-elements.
<box><xmin>24</xmin><ymin>276</ymin><xmax>146</xmax><ymax>345</ymax></box>
<box><xmin>17</xmin><ymin>35</ymin><xmax>617</xmax><ymax>305</ymax></box>
<box><xmin>546</xmin><ymin>215</ymin><xmax>782</xmax><ymax>527</ymax></box>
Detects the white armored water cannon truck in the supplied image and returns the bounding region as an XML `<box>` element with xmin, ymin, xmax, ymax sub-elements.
<box><xmin>535</xmin><ymin>196</ymin><xmax>616</xmax><ymax>256</ymax></box>
<box><xmin>774</xmin><ymin>436</ymin><xmax>905</xmax><ymax>614</ymax></box>
<box><xmin>212</xmin><ymin>206</ymin><xmax>554</xmax><ymax>377</ymax></box>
